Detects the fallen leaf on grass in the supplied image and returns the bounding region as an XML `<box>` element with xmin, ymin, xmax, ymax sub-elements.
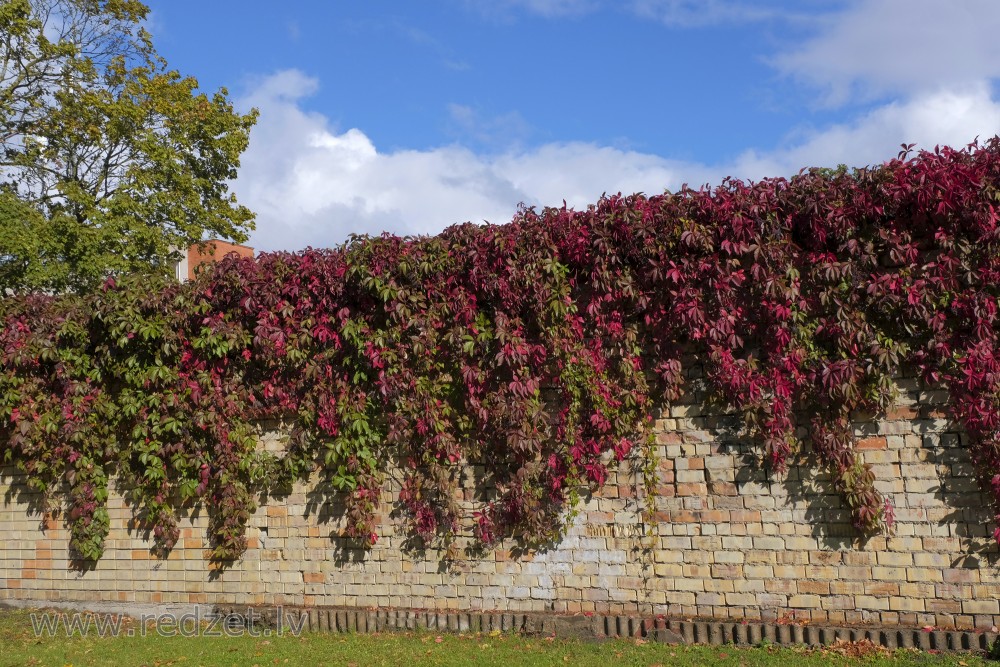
<box><xmin>826</xmin><ymin>639</ymin><xmax>891</xmax><ymax>659</ymax></box>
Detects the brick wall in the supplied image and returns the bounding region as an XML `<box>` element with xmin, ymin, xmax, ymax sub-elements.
<box><xmin>185</xmin><ymin>240</ymin><xmax>253</xmax><ymax>281</ymax></box>
<box><xmin>2</xmin><ymin>371</ymin><xmax>998</xmax><ymax>630</ymax></box>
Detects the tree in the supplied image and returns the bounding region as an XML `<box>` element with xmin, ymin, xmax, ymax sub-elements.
<box><xmin>0</xmin><ymin>0</ymin><xmax>257</xmax><ymax>293</ymax></box>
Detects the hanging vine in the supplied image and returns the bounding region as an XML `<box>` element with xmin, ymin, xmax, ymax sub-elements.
<box><xmin>4</xmin><ymin>139</ymin><xmax>1000</xmax><ymax>560</ymax></box>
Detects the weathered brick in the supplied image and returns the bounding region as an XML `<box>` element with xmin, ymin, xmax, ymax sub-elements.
<box><xmin>788</xmin><ymin>594</ymin><xmax>821</xmax><ymax>608</ymax></box>
<box><xmin>889</xmin><ymin>597</ymin><xmax>925</xmax><ymax>612</ymax></box>
<box><xmin>943</xmin><ymin>569</ymin><xmax>981</xmax><ymax>584</ymax></box>
<box><xmin>855</xmin><ymin>596</ymin><xmax>891</xmax><ymax>611</ymax></box>
<box><xmin>877</xmin><ymin>552</ymin><xmax>914</xmax><ymax>567</ymax></box>
<box><xmin>857</xmin><ymin>437</ymin><xmax>887</xmax><ymax>450</ymax></box>
<box><xmin>871</xmin><ymin>567</ymin><xmax>907</xmax><ymax>581</ymax></box>
<box><xmin>752</xmin><ymin>537</ymin><xmax>785</xmax><ymax>550</ymax></box>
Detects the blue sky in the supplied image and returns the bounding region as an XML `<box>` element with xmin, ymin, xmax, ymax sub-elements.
<box><xmin>144</xmin><ymin>0</ymin><xmax>1000</xmax><ymax>251</ymax></box>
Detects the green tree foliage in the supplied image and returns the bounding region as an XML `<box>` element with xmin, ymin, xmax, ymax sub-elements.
<box><xmin>0</xmin><ymin>0</ymin><xmax>257</xmax><ymax>294</ymax></box>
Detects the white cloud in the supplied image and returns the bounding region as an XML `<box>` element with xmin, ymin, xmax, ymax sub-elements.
<box><xmin>729</xmin><ymin>84</ymin><xmax>1000</xmax><ymax>178</ymax></box>
<box><xmin>446</xmin><ymin>104</ymin><xmax>533</xmax><ymax>149</ymax></box>
<box><xmin>772</xmin><ymin>0</ymin><xmax>1000</xmax><ymax>104</ymax></box>
<box><xmin>235</xmin><ymin>71</ymin><xmax>693</xmax><ymax>251</ymax></box>
<box><xmin>495</xmin><ymin>143</ymin><xmax>700</xmax><ymax>203</ymax></box>
<box><xmin>234</xmin><ymin>71</ymin><xmax>1000</xmax><ymax>253</ymax></box>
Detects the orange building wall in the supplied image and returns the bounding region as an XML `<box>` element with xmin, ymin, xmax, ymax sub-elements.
<box><xmin>187</xmin><ymin>240</ymin><xmax>254</xmax><ymax>281</ymax></box>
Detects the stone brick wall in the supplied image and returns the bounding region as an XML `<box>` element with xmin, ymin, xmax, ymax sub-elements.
<box><xmin>2</xmin><ymin>371</ymin><xmax>999</xmax><ymax>630</ymax></box>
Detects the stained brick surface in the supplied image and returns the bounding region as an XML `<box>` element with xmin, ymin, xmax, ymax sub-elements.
<box><xmin>2</xmin><ymin>373</ymin><xmax>997</xmax><ymax>629</ymax></box>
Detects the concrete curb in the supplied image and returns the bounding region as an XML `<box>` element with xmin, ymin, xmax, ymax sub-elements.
<box><xmin>213</xmin><ymin>605</ymin><xmax>999</xmax><ymax>652</ymax></box>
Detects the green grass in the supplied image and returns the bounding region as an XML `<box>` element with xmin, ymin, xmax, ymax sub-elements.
<box><xmin>0</xmin><ymin>608</ymin><xmax>991</xmax><ymax>667</ymax></box>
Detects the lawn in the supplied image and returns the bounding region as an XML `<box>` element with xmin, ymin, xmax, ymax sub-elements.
<box><xmin>0</xmin><ymin>608</ymin><xmax>991</xmax><ymax>667</ymax></box>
